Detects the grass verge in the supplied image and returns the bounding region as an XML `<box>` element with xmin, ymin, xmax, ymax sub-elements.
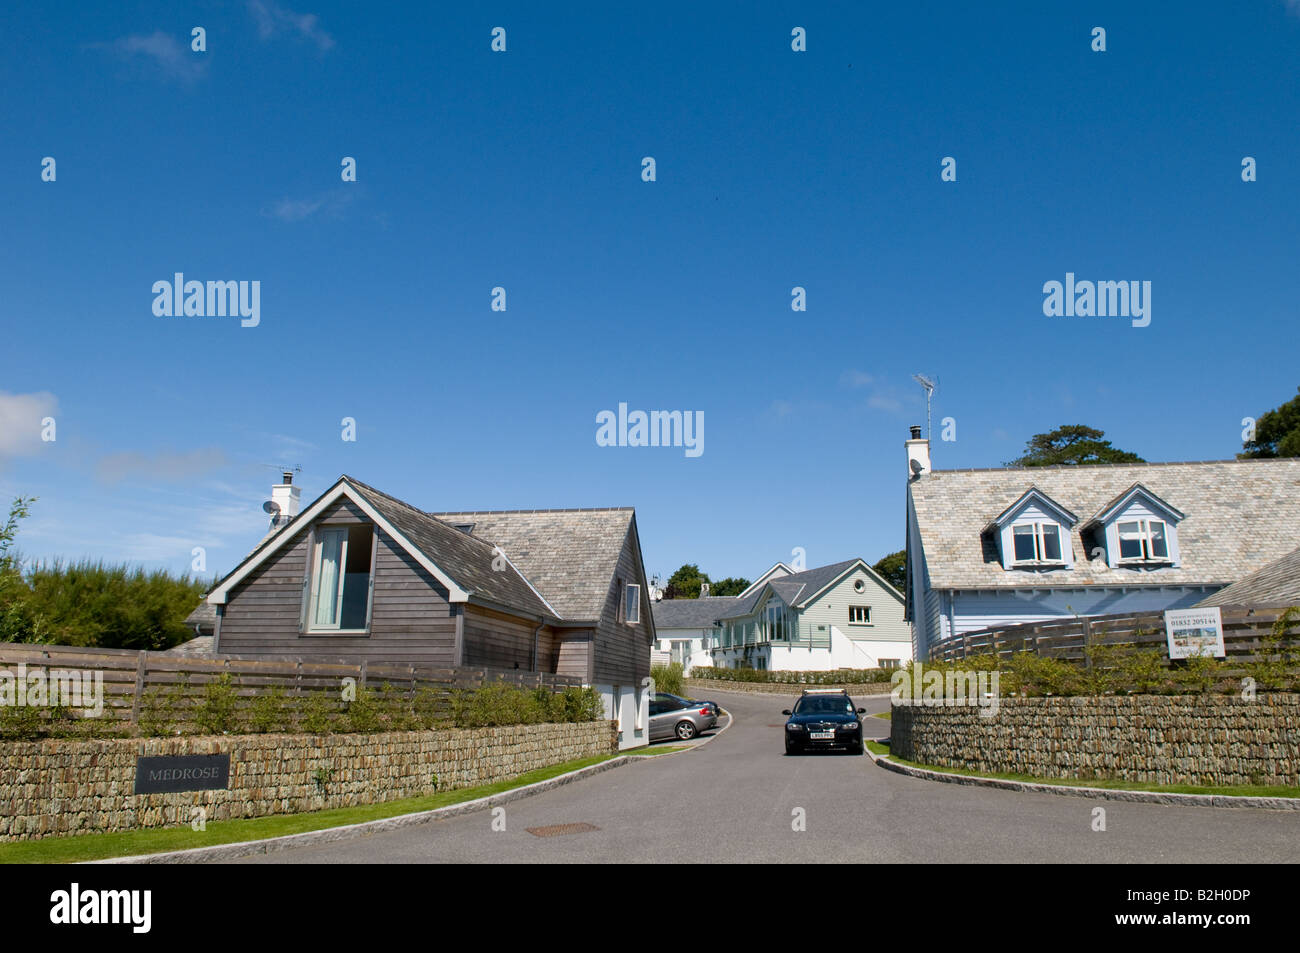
<box><xmin>0</xmin><ymin>753</ymin><xmax>616</xmax><ymax>865</ymax></box>
<box><xmin>626</xmin><ymin>746</ymin><xmax>685</xmax><ymax>756</ymax></box>
<box><xmin>872</xmin><ymin>742</ymin><xmax>1300</xmax><ymax>798</ymax></box>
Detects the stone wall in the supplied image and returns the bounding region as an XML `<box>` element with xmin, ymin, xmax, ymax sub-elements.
<box><xmin>685</xmin><ymin>678</ymin><xmax>893</xmax><ymax>697</ymax></box>
<box><xmin>891</xmin><ymin>695</ymin><xmax>1300</xmax><ymax>787</ymax></box>
<box><xmin>0</xmin><ymin>721</ymin><xmax>618</xmax><ymax>841</ymax></box>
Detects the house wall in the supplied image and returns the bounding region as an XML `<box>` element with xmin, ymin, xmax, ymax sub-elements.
<box><xmin>798</xmin><ymin>566</ymin><xmax>911</xmax><ymax>646</ymax></box>
<box><xmin>556</xmin><ymin>629</ymin><xmax>594</xmax><ymax>681</ymax></box>
<box><xmin>655</xmin><ymin>627</ymin><xmax>714</xmax><ymax>674</ymax></box>
<box><xmin>461</xmin><ymin>604</ymin><xmax>558</xmax><ymax>673</ymax></box>
<box><xmin>599</xmin><ymin>681</ymin><xmax>650</xmax><ymax>751</ymax></box>
<box><xmin>942</xmin><ymin>586</ymin><xmax>1222</xmax><ymax>640</ymax></box>
<box><xmin>591</xmin><ymin>521</ymin><xmax>654</xmax><ymax>686</ymax></box>
<box><xmin>217</xmin><ymin>500</ymin><xmax>459</xmax><ymax>665</ymax></box>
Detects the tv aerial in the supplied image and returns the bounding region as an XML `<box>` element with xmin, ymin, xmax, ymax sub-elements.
<box><xmin>911</xmin><ymin>374</ymin><xmax>937</xmax><ymax>439</ymax></box>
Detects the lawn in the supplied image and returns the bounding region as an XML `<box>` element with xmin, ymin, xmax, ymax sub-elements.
<box><xmin>0</xmin><ymin>753</ymin><xmax>617</xmax><ymax>865</ymax></box>
<box><xmin>870</xmin><ymin>742</ymin><xmax>1300</xmax><ymax>799</ymax></box>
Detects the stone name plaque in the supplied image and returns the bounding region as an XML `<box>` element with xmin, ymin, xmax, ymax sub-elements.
<box><xmin>134</xmin><ymin>754</ymin><xmax>231</xmax><ymax>794</ymax></box>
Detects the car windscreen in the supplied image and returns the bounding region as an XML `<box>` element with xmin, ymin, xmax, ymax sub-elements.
<box><xmin>794</xmin><ymin>696</ymin><xmax>854</xmax><ymax>715</ymax></box>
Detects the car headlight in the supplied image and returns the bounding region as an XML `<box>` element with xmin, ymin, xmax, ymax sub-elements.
<box><xmin>786</xmin><ymin>723</ymin><xmax>803</xmax><ymax>731</ymax></box>
<box><xmin>838</xmin><ymin>722</ymin><xmax>859</xmax><ymax>731</ymax></box>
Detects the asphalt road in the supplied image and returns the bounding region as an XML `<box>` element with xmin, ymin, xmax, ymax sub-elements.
<box><xmin>238</xmin><ymin>689</ymin><xmax>1300</xmax><ymax>864</ymax></box>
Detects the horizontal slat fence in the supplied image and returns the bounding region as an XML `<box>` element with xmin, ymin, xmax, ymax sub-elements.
<box><xmin>0</xmin><ymin>642</ymin><xmax>581</xmax><ymax>736</ymax></box>
<box><xmin>929</xmin><ymin>605</ymin><xmax>1298</xmax><ymax>669</ymax></box>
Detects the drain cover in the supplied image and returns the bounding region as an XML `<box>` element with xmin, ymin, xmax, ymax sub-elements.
<box><xmin>525</xmin><ymin>822</ymin><xmax>600</xmax><ymax>838</ymax></box>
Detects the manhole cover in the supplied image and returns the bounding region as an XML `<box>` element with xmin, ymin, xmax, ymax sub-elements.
<box><xmin>525</xmin><ymin>822</ymin><xmax>600</xmax><ymax>838</ymax></box>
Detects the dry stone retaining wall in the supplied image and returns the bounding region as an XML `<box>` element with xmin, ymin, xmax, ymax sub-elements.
<box><xmin>0</xmin><ymin>721</ymin><xmax>617</xmax><ymax>841</ymax></box>
<box><xmin>890</xmin><ymin>695</ymin><xmax>1300</xmax><ymax>787</ymax></box>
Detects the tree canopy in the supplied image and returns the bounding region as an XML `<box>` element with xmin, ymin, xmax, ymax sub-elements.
<box><xmin>1006</xmin><ymin>425</ymin><xmax>1144</xmax><ymax>467</ymax></box>
<box><xmin>663</xmin><ymin>563</ymin><xmax>750</xmax><ymax>599</ymax></box>
<box><xmin>1240</xmin><ymin>386</ymin><xmax>1300</xmax><ymax>458</ymax></box>
<box><xmin>871</xmin><ymin>550</ymin><xmax>906</xmax><ymax>592</ymax></box>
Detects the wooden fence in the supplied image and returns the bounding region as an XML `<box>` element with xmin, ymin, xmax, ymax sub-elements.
<box><xmin>0</xmin><ymin>642</ymin><xmax>582</xmax><ymax>734</ymax></box>
<box><xmin>928</xmin><ymin>604</ymin><xmax>1299</xmax><ymax>667</ymax></box>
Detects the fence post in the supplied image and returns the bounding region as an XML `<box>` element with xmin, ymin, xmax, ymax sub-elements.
<box><xmin>129</xmin><ymin>651</ymin><xmax>148</xmax><ymax>725</ymax></box>
<box><xmin>359</xmin><ymin>660</ymin><xmax>367</xmax><ymax>692</ymax></box>
<box><xmin>409</xmin><ymin>665</ymin><xmax>416</xmax><ymax>701</ymax></box>
<box><xmin>1081</xmin><ymin>617</ymin><xmax>1093</xmax><ymax>669</ymax></box>
<box><xmin>295</xmin><ymin>659</ymin><xmax>303</xmax><ymax>696</ymax></box>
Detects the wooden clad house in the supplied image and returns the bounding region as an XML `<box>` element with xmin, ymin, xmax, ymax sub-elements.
<box><xmin>205</xmin><ymin>475</ymin><xmax>656</xmax><ymax>748</ymax></box>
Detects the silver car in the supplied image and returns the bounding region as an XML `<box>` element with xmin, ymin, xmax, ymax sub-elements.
<box><xmin>649</xmin><ymin>693</ymin><xmax>718</xmax><ymax>741</ymax></box>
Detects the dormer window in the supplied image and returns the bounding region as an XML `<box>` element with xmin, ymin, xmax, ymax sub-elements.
<box><xmin>1085</xmin><ymin>484</ymin><xmax>1183</xmax><ymax>569</ymax></box>
<box><xmin>1117</xmin><ymin>519</ymin><xmax>1169</xmax><ymax>562</ymax></box>
<box><xmin>1012</xmin><ymin>522</ymin><xmax>1063</xmax><ymax>563</ymax></box>
<box><xmin>986</xmin><ymin>487</ymin><xmax>1078</xmax><ymax>572</ymax></box>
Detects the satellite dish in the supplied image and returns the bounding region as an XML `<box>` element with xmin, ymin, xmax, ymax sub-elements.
<box><xmin>262</xmin><ymin>500</ymin><xmax>281</xmax><ymax>515</ymax></box>
<box><xmin>910</xmin><ymin>459</ymin><xmax>924</xmax><ymax>475</ymax></box>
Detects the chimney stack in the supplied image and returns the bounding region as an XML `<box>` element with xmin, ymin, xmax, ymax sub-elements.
<box><xmin>270</xmin><ymin>471</ymin><xmax>301</xmax><ymax>527</ymax></box>
<box><xmin>906</xmin><ymin>426</ymin><xmax>931</xmax><ymax>479</ymax></box>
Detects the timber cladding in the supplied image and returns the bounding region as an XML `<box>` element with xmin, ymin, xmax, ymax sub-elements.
<box><xmin>217</xmin><ymin>499</ymin><xmax>459</xmax><ymax>665</ymax></box>
<box><xmin>891</xmin><ymin>695</ymin><xmax>1300</xmax><ymax>787</ymax></box>
<box><xmin>0</xmin><ymin>721</ymin><xmax>618</xmax><ymax>841</ymax></box>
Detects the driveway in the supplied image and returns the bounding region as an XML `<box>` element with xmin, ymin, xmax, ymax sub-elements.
<box><xmin>236</xmin><ymin>688</ymin><xmax>1300</xmax><ymax>864</ymax></box>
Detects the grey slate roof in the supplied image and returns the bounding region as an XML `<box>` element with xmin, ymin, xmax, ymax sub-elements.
<box><xmin>1196</xmin><ymin>545</ymin><xmax>1300</xmax><ymax>608</ymax></box>
<box><xmin>717</xmin><ymin>558</ymin><xmax>863</xmax><ymax>619</ymax></box>
<box><xmin>165</xmin><ymin>635</ymin><xmax>216</xmax><ymax>657</ymax></box>
<box><xmin>344</xmin><ymin>478</ymin><xmax>561</xmax><ymax>620</ymax></box>
<box><xmin>652</xmin><ymin>596</ymin><xmax>739</xmax><ymax>629</ymax></box>
<box><xmin>909</xmin><ymin>459</ymin><xmax>1300</xmax><ymax>591</ymax></box>
<box><xmin>430</xmin><ymin>506</ymin><xmax>636</xmax><ymax>622</ymax></box>
<box><xmin>184</xmin><ymin>600</ymin><xmax>217</xmax><ymax>633</ymax></box>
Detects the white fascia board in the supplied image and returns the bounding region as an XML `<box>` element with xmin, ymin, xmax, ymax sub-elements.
<box><xmin>208</xmin><ymin>481</ymin><xmax>470</xmax><ymax>605</ymax></box>
<box><xmin>796</xmin><ymin>559</ymin><xmax>872</xmax><ymax>607</ymax></box>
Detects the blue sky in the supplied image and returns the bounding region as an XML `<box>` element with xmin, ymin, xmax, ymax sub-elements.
<box><xmin>2</xmin><ymin>1</ymin><xmax>1298</xmax><ymax>587</ymax></box>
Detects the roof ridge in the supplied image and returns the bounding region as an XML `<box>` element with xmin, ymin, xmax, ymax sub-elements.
<box><xmin>341</xmin><ymin>476</ymin><xmax>504</xmax><ymax>559</ymax></box>
<box><xmin>929</xmin><ymin>458</ymin><xmax>1300</xmax><ymax>474</ymax></box>
<box><xmin>429</xmin><ymin>507</ymin><xmax>635</xmax><ymax>514</ymax></box>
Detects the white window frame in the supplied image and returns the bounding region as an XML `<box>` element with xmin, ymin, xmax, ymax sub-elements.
<box><xmin>1116</xmin><ymin>518</ymin><xmax>1171</xmax><ymax>563</ymax></box>
<box><xmin>625</xmin><ymin>583</ymin><xmax>641</xmax><ymax>624</ymax></box>
<box><xmin>305</xmin><ymin>523</ymin><xmax>375</xmax><ymax>635</ymax></box>
<box><xmin>848</xmin><ymin>605</ymin><xmax>872</xmax><ymax>625</ymax></box>
<box><xmin>1010</xmin><ymin>521</ymin><xmax>1065</xmax><ymax>565</ymax></box>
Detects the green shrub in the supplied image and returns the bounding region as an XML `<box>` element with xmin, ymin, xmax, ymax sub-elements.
<box><xmin>299</xmin><ymin>693</ymin><xmax>338</xmax><ymax>734</ymax></box>
<box><xmin>194</xmin><ymin>673</ymin><xmax>240</xmax><ymax>734</ymax></box>
<box><xmin>248</xmin><ymin>687</ymin><xmax>289</xmax><ymax>734</ymax></box>
<box><xmin>650</xmin><ymin>662</ymin><xmax>684</xmax><ymax>696</ymax></box>
<box><xmin>138</xmin><ymin>684</ymin><xmax>183</xmax><ymax>737</ymax></box>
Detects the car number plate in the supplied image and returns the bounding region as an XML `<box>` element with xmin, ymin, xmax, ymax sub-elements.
<box><xmin>810</xmin><ymin>731</ymin><xmax>834</xmax><ymax>740</ymax></box>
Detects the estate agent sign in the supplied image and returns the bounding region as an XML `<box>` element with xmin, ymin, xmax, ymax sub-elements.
<box><xmin>133</xmin><ymin>754</ymin><xmax>231</xmax><ymax>794</ymax></box>
<box><xmin>1163</xmin><ymin>607</ymin><xmax>1226</xmax><ymax>660</ymax></box>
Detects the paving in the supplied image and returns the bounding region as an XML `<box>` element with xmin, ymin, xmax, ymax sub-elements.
<box><xmin>235</xmin><ymin>688</ymin><xmax>1300</xmax><ymax>864</ymax></box>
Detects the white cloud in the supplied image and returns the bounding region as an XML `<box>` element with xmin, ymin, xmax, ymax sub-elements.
<box><xmin>96</xmin><ymin>448</ymin><xmax>229</xmax><ymax>485</ymax></box>
<box><xmin>840</xmin><ymin>370</ymin><xmax>874</xmax><ymax>389</ymax></box>
<box><xmin>0</xmin><ymin>391</ymin><xmax>58</xmax><ymax>458</ymax></box>
<box><xmin>248</xmin><ymin>1</ymin><xmax>335</xmax><ymax>51</ymax></box>
<box><xmin>97</xmin><ymin>31</ymin><xmax>208</xmax><ymax>82</ymax></box>
<box><xmin>867</xmin><ymin>395</ymin><xmax>903</xmax><ymax>413</ymax></box>
<box><xmin>265</xmin><ymin>189</ymin><xmax>355</xmax><ymax>222</ymax></box>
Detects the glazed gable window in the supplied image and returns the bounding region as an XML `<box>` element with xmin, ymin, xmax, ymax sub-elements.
<box><xmin>307</xmin><ymin>524</ymin><xmax>375</xmax><ymax>632</ymax></box>
<box><xmin>625</xmin><ymin>583</ymin><xmax>641</xmax><ymax>624</ymax></box>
